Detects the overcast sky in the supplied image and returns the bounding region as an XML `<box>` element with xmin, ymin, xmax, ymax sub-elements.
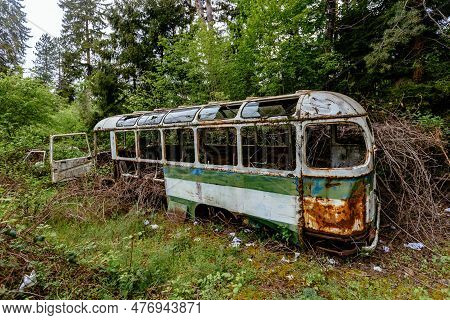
<box><xmin>23</xmin><ymin>0</ymin><xmax>63</xmax><ymax>75</ymax></box>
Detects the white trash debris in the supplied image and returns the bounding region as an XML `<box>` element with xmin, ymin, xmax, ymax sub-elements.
<box><xmin>293</xmin><ymin>252</ymin><xmax>300</xmax><ymax>262</ymax></box>
<box><xmin>228</xmin><ymin>232</ymin><xmax>236</xmax><ymax>237</ymax></box>
<box><xmin>247</xmin><ymin>258</ymin><xmax>253</xmax><ymax>262</ymax></box>
<box><xmin>193</xmin><ymin>221</ymin><xmax>199</xmax><ymax>225</ymax></box>
<box><xmin>243</xmin><ymin>229</ymin><xmax>251</xmax><ymax>233</ymax></box>
<box><xmin>444</xmin><ymin>208</ymin><xmax>450</xmax><ymax>214</ymax></box>
<box><xmin>214</xmin><ymin>228</ymin><xmax>219</xmax><ymax>232</ymax></box>
<box><xmin>281</xmin><ymin>256</ymin><xmax>290</xmax><ymax>263</ymax></box>
<box><xmin>19</xmin><ymin>270</ymin><xmax>37</xmax><ymax>292</ymax></box>
<box><xmin>404</xmin><ymin>242</ymin><xmax>424</xmax><ymax>251</ymax></box>
<box><xmin>327</xmin><ymin>258</ymin><xmax>337</xmax><ymax>266</ymax></box>
<box><xmin>382</xmin><ymin>245</ymin><xmax>390</xmax><ymax>253</ymax></box>
<box><xmin>373</xmin><ymin>266</ymin><xmax>382</xmax><ymax>272</ymax></box>
<box><xmin>150</xmin><ymin>224</ymin><xmax>159</xmax><ymax>230</ymax></box>
<box><xmin>245</xmin><ymin>242</ymin><xmax>256</xmax><ymax>247</ymax></box>
<box><xmin>231</xmin><ymin>237</ymin><xmax>242</xmax><ymax>248</ymax></box>
<box><xmin>286</xmin><ymin>274</ymin><xmax>294</xmax><ymax>281</ymax></box>
<box><xmin>143</xmin><ymin>220</ymin><xmax>150</xmax><ymax>226</ymax></box>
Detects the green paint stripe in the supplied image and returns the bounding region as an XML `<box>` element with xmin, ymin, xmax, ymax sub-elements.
<box><xmin>164</xmin><ymin>166</ymin><xmax>298</xmax><ymax>196</ymax></box>
<box><xmin>303</xmin><ymin>173</ymin><xmax>374</xmax><ymax>200</ymax></box>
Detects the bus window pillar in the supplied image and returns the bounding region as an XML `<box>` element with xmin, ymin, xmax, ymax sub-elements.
<box><xmin>236</xmin><ymin>126</ymin><xmax>243</xmax><ymax>169</ymax></box>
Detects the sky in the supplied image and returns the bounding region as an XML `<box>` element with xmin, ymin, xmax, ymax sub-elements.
<box><xmin>22</xmin><ymin>0</ymin><xmax>63</xmax><ymax>75</ymax></box>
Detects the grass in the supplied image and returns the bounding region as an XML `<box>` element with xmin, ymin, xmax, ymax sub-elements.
<box><xmin>0</xmin><ymin>169</ymin><xmax>449</xmax><ymax>300</ymax></box>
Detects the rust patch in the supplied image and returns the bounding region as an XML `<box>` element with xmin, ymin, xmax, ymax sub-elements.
<box><xmin>303</xmin><ymin>181</ymin><xmax>366</xmax><ymax>236</ymax></box>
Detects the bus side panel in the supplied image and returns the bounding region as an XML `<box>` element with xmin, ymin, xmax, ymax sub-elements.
<box><xmin>163</xmin><ymin>166</ymin><xmax>300</xmax><ymax>231</ymax></box>
<box><xmin>302</xmin><ymin>173</ymin><xmax>374</xmax><ymax>236</ymax></box>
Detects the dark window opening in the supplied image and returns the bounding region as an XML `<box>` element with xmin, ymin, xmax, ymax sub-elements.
<box><xmin>242</xmin><ymin>125</ymin><xmax>296</xmax><ymax>171</ymax></box>
<box><xmin>241</xmin><ymin>98</ymin><xmax>298</xmax><ymax>119</ymax></box>
<box><xmin>164</xmin><ymin>108</ymin><xmax>199</xmax><ymax>124</ymax></box>
<box><xmin>198</xmin><ymin>104</ymin><xmax>240</xmax><ymax>121</ymax></box>
<box><xmin>199</xmin><ymin>127</ymin><xmax>237</xmax><ymax>166</ymax></box>
<box><xmin>139</xmin><ymin>130</ymin><xmax>162</xmax><ymax>160</ymax></box>
<box><xmin>305</xmin><ymin>123</ymin><xmax>367</xmax><ymax>168</ymax></box>
<box><xmin>115</xmin><ymin>131</ymin><xmax>136</xmax><ymax>158</ymax></box>
<box><xmin>95</xmin><ymin>131</ymin><xmax>112</xmax><ymax>165</ymax></box>
<box><xmin>164</xmin><ymin>129</ymin><xmax>195</xmax><ymax>163</ymax></box>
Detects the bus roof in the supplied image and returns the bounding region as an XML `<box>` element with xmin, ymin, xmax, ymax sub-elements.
<box><xmin>93</xmin><ymin>91</ymin><xmax>367</xmax><ymax>131</ymax></box>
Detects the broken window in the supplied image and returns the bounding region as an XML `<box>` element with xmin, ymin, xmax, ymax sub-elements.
<box><xmin>241</xmin><ymin>98</ymin><xmax>298</xmax><ymax>119</ymax></box>
<box><xmin>305</xmin><ymin>123</ymin><xmax>367</xmax><ymax>168</ymax></box>
<box><xmin>198</xmin><ymin>127</ymin><xmax>237</xmax><ymax>166</ymax></box>
<box><xmin>241</xmin><ymin>125</ymin><xmax>296</xmax><ymax>171</ymax></box>
<box><xmin>137</xmin><ymin>112</ymin><xmax>166</xmax><ymax>126</ymax></box>
<box><xmin>164</xmin><ymin>108</ymin><xmax>199</xmax><ymax>124</ymax></box>
<box><xmin>164</xmin><ymin>129</ymin><xmax>195</xmax><ymax>163</ymax></box>
<box><xmin>115</xmin><ymin>131</ymin><xmax>136</xmax><ymax>158</ymax></box>
<box><xmin>52</xmin><ymin>134</ymin><xmax>91</xmax><ymax>161</ymax></box>
<box><xmin>198</xmin><ymin>104</ymin><xmax>240</xmax><ymax>121</ymax></box>
<box><xmin>116</xmin><ymin>115</ymin><xmax>140</xmax><ymax>127</ymax></box>
<box><xmin>139</xmin><ymin>130</ymin><xmax>162</xmax><ymax>160</ymax></box>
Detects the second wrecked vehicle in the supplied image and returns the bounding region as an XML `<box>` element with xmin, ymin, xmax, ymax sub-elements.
<box><xmin>54</xmin><ymin>91</ymin><xmax>379</xmax><ymax>255</ymax></box>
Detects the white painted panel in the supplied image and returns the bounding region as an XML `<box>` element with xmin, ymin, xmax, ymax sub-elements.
<box><xmin>165</xmin><ymin>178</ymin><xmax>299</xmax><ymax>225</ymax></box>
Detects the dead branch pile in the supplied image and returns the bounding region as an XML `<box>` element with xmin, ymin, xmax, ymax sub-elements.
<box><xmin>374</xmin><ymin>117</ymin><xmax>449</xmax><ymax>244</ymax></box>
<box><xmin>34</xmin><ymin>174</ymin><xmax>166</xmax><ymax>224</ymax></box>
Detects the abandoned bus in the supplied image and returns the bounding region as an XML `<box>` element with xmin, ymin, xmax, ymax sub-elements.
<box><xmin>88</xmin><ymin>90</ymin><xmax>379</xmax><ymax>255</ymax></box>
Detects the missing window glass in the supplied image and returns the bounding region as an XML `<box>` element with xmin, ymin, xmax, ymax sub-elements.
<box><xmin>241</xmin><ymin>98</ymin><xmax>298</xmax><ymax>119</ymax></box>
<box><xmin>164</xmin><ymin>129</ymin><xmax>195</xmax><ymax>163</ymax></box>
<box><xmin>115</xmin><ymin>131</ymin><xmax>136</xmax><ymax>158</ymax></box>
<box><xmin>139</xmin><ymin>130</ymin><xmax>162</xmax><ymax>160</ymax></box>
<box><xmin>305</xmin><ymin>123</ymin><xmax>367</xmax><ymax>168</ymax></box>
<box><xmin>242</xmin><ymin>125</ymin><xmax>296</xmax><ymax>171</ymax></box>
<box><xmin>198</xmin><ymin>127</ymin><xmax>237</xmax><ymax>166</ymax></box>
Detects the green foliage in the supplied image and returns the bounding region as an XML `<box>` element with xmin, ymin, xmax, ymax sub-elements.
<box><xmin>32</xmin><ymin>34</ymin><xmax>59</xmax><ymax>86</ymax></box>
<box><xmin>0</xmin><ymin>75</ymin><xmax>61</xmax><ymax>136</ymax></box>
<box><xmin>0</xmin><ymin>0</ymin><xmax>30</xmax><ymax>72</ymax></box>
<box><xmin>0</xmin><ymin>74</ymin><xmax>87</xmax><ymax>162</ymax></box>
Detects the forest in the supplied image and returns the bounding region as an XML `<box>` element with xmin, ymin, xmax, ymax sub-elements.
<box><xmin>0</xmin><ymin>0</ymin><xmax>448</xmax><ymax>300</ymax></box>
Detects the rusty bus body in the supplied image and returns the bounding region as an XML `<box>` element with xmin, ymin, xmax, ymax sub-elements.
<box><xmin>85</xmin><ymin>90</ymin><xmax>379</xmax><ymax>255</ymax></box>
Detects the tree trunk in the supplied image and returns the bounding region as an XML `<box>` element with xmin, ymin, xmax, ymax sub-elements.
<box><xmin>85</xmin><ymin>20</ymin><xmax>92</xmax><ymax>76</ymax></box>
<box><xmin>205</xmin><ymin>0</ymin><xmax>213</xmax><ymax>25</ymax></box>
<box><xmin>325</xmin><ymin>0</ymin><xmax>337</xmax><ymax>50</ymax></box>
<box><xmin>195</xmin><ymin>0</ymin><xmax>205</xmax><ymax>21</ymax></box>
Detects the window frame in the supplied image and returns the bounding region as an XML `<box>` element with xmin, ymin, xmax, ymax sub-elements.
<box><xmin>197</xmin><ymin>126</ymin><xmax>238</xmax><ymax>166</ymax></box>
<box><xmin>114</xmin><ymin>130</ymin><xmax>138</xmax><ymax>161</ymax></box>
<box><xmin>138</xmin><ymin>129</ymin><xmax>163</xmax><ymax>162</ymax></box>
<box><xmin>240</xmin><ymin>98</ymin><xmax>299</xmax><ymax>119</ymax></box>
<box><xmin>163</xmin><ymin>127</ymin><xmax>196</xmax><ymax>164</ymax></box>
<box><xmin>240</xmin><ymin>123</ymin><xmax>297</xmax><ymax>172</ymax></box>
<box><xmin>302</xmin><ymin>119</ymin><xmax>371</xmax><ymax>173</ymax></box>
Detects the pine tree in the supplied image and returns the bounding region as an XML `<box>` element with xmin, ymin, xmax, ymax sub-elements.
<box><xmin>32</xmin><ymin>34</ymin><xmax>59</xmax><ymax>85</ymax></box>
<box><xmin>58</xmin><ymin>0</ymin><xmax>106</xmax><ymax>79</ymax></box>
<box><xmin>0</xmin><ymin>0</ymin><xmax>30</xmax><ymax>72</ymax></box>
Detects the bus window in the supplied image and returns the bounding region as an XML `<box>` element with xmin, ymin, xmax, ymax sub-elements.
<box><xmin>305</xmin><ymin>123</ymin><xmax>367</xmax><ymax>168</ymax></box>
<box><xmin>241</xmin><ymin>98</ymin><xmax>298</xmax><ymax>119</ymax></box>
<box><xmin>137</xmin><ymin>112</ymin><xmax>166</xmax><ymax>126</ymax></box>
<box><xmin>242</xmin><ymin>125</ymin><xmax>296</xmax><ymax>171</ymax></box>
<box><xmin>117</xmin><ymin>115</ymin><xmax>140</xmax><ymax>127</ymax></box>
<box><xmin>139</xmin><ymin>130</ymin><xmax>162</xmax><ymax>160</ymax></box>
<box><xmin>164</xmin><ymin>108</ymin><xmax>199</xmax><ymax>124</ymax></box>
<box><xmin>164</xmin><ymin>129</ymin><xmax>195</xmax><ymax>163</ymax></box>
<box><xmin>198</xmin><ymin>104</ymin><xmax>240</xmax><ymax>121</ymax></box>
<box><xmin>115</xmin><ymin>131</ymin><xmax>136</xmax><ymax>158</ymax></box>
<box><xmin>198</xmin><ymin>127</ymin><xmax>237</xmax><ymax>166</ymax></box>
